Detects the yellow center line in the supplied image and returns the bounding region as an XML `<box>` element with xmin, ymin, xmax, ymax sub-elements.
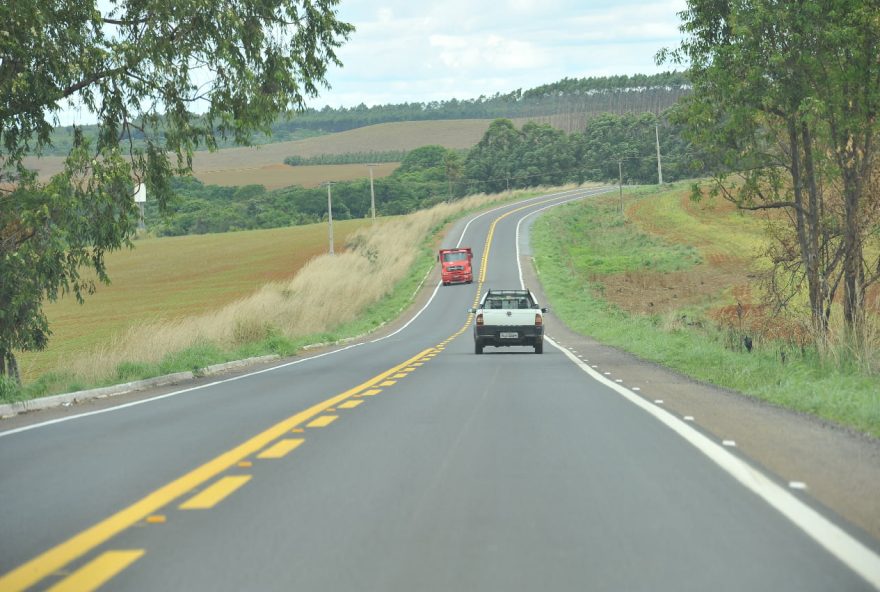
<box><xmin>0</xmin><ymin>346</ymin><xmax>434</xmax><ymax>592</ymax></box>
<box><xmin>46</xmin><ymin>550</ymin><xmax>144</xmax><ymax>592</ymax></box>
<box><xmin>338</xmin><ymin>400</ymin><xmax>364</xmax><ymax>409</ymax></box>
<box><xmin>179</xmin><ymin>475</ymin><xmax>252</xmax><ymax>510</ymax></box>
<box><xmin>257</xmin><ymin>438</ymin><xmax>305</xmax><ymax>459</ymax></box>
<box><xmin>307</xmin><ymin>415</ymin><xmax>338</xmax><ymax>428</ymax></box>
<box><xmin>2</xmin><ymin>194</ymin><xmax>569</xmax><ymax>592</ymax></box>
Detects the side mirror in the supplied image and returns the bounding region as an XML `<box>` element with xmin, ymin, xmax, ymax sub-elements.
<box><xmin>541</xmin><ymin>307</ymin><xmax>549</xmax><ymax>313</ymax></box>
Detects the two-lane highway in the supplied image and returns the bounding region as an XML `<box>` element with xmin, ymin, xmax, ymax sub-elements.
<box><xmin>1</xmin><ymin>186</ymin><xmax>878</xmax><ymax>591</ymax></box>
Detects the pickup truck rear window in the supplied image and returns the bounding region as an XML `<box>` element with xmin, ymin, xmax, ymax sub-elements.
<box><xmin>486</xmin><ymin>298</ymin><xmax>534</xmax><ymax>309</ymax></box>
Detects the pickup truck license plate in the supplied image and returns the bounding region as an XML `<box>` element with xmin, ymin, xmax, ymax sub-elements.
<box><xmin>499</xmin><ymin>332</ymin><xmax>518</xmax><ymax>339</ymax></box>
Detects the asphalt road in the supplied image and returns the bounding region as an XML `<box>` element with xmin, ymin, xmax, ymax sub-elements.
<box><xmin>1</xmin><ymin>187</ymin><xmax>878</xmax><ymax>591</ymax></box>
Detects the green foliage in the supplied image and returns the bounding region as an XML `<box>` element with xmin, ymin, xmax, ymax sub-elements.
<box><xmin>545</xmin><ymin>197</ymin><xmax>702</xmax><ymax>276</ymax></box>
<box><xmin>0</xmin><ymin>374</ymin><xmax>21</xmax><ymax>402</ymax></box>
<box><xmin>532</xmin><ymin>190</ymin><xmax>880</xmax><ymax>438</ymax></box>
<box><xmin>1</xmin><ymin>141</ymin><xmax>138</xmax><ymax>364</ymax></box>
<box><xmin>0</xmin><ymin>0</ymin><xmax>353</xmax><ymax>379</ymax></box>
<box><xmin>149</xmin><ymin>146</ymin><xmax>466</xmax><ymax>235</ymax></box>
<box><xmin>284</xmin><ymin>150</ymin><xmax>409</xmax><ymax>166</ymax></box>
<box><xmin>660</xmin><ymin>0</ymin><xmax>880</xmax><ymax>336</ymax></box>
<box><xmin>150</xmin><ymin>115</ymin><xmax>704</xmax><ymax>236</ymax></box>
<box><xmin>461</xmin><ymin>115</ymin><xmax>703</xmax><ymax>195</ymax></box>
<box><xmin>39</xmin><ymin>72</ymin><xmax>691</xmax><ymax>155</ymax></box>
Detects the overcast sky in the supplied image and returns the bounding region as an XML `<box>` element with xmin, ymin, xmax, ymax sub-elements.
<box><xmin>312</xmin><ymin>0</ymin><xmax>689</xmax><ymax>109</ymax></box>
<box><xmin>57</xmin><ymin>0</ymin><xmax>688</xmax><ymax>125</ymax></box>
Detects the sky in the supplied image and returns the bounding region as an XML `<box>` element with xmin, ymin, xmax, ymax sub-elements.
<box><xmin>58</xmin><ymin>0</ymin><xmax>688</xmax><ymax>125</ymax></box>
<box><xmin>311</xmin><ymin>0</ymin><xmax>689</xmax><ymax>109</ymax></box>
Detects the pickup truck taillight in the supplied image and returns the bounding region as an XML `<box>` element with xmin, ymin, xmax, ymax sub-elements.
<box><xmin>476</xmin><ymin>313</ymin><xmax>483</xmax><ymax>326</ymax></box>
<box><xmin>535</xmin><ymin>313</ymin><xmax>542</xmax><ymax>327</ymax></box>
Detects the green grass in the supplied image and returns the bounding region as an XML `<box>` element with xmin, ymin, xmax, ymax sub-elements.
<box><xmin>14</xmin><ymin>220</ymin><xmax>371</xmax><ymax>383</ymax></box>
<box><xmin>532</xmin><ymin>183</ymin><xmax>880</xmax><ymax>438</ymax></box>
<box><xmin>3</xmin><ymin>188</ymin><xmax>545</xmax><ymax>404</ymax></box>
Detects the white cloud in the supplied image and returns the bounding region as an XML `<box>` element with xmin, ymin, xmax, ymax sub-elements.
<box><xmin>429</xmin><ymin>34</ymin><xmax>549</xmax><ymax>71</ymax></box>
<box><xmin>311</xmin><ymin>0</ymin><xmax>688</xmax><ymax>108</ymax></box>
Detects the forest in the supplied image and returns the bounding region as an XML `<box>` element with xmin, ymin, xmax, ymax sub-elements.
<box><xmin>42</xmin><ymin>72</ymin><xmax>690</xmax><ymax>156</ymax></box>
<box><xmin>148</xmin><ymin>111</ymin><xmax>700</xmax><ymax>236</ymax></box>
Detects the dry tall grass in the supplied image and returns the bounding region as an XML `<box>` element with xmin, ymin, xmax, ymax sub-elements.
<box><xmin>69</xmin><ymin>189</ymin><xmax>544</xmax><ymax>383</ymax></box>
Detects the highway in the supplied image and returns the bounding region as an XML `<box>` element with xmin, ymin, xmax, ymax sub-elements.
<box><xmin>1</xmin><ymin>186</ymin><xmax>878</xmax><ymax>591</ymax></box>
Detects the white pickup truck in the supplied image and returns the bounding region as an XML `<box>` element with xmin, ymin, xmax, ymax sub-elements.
<box><xmin>469</xmin><ymin>289</ymin><xmax>548</xmax><ymax>354</ymax></box>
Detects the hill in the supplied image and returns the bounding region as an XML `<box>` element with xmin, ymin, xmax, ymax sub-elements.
<box><xmin>21</xmin><ymin>119</ymin><xmax>496</xmax><ymax>187</ymax></box>
<box><xmin>16</xmin><ymin>219</ymin><xmax>370</xmax><ymax>382</ymax></box>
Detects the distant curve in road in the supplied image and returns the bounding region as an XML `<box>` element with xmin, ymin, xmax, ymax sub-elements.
<box><xmin>1</xmin><ymin>186</ymin><xmax>878</xmax><ymax>591</ymax></box>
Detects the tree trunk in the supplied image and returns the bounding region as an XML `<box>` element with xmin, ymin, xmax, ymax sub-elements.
<box><xmin>0</xmin><ymin>350</ymin><xmax>22</xmax><ymax>386</ymax></box>
<box><xmin>800</xmin><ymin>124</ymin><xmax>828</xmax><ymax>336</ymax></box>
<box><xmin>842</xmin><ymin>176</ymin><xmax>864</xmax><ymax>331</ymax></box>
<box><xmin>788</xmin><ymin>120</ymin><xmax>826</xmax><ymax>339</ymax></box>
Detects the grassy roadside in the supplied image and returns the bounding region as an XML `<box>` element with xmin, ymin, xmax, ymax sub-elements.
<box><xmin>1</xmin><ymin>187</ymin><xmax>551</xmax><ymax>404</ymax></box>
<box><xmin>531</xmin><ymin>183</ymin><xmax>880</xmax><ymax>439</ymax></box>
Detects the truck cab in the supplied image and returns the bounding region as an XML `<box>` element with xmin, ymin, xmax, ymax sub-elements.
<box><xmin>469</xmin><ymin>289</ymin><xmax>548</xmax><ymax>354</ymax></box>
<box><xmin>439</xmin><ymin>247</ymin><xmax>473</xmax><ymax>285</ymax></box>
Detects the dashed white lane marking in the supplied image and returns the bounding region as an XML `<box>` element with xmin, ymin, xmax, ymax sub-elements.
<box><xmin>654</xmin><ymin>400</ymin><xmax>664</xmax><ymax>404</ymax></box>
<box><xmin>723</xmin><ymin>440</ymin><xmax>736</xmax><ymax>447</ymax></box>
<box><xmin>632</xmin><ymin>387</ymin><xmax>640</xmax><ymax>391</ymax></box>
<box><xmin>546</xmin><ymin>335</ymin><xmax>880</xmax><ymax>589</ymax></box>
<box><xmin>684</xmin><ymin>416</ymin><xmax>695</xmax><ymax>422</ymax></box>
<box><xmin>615</xmin><ymin>379</ymin><xmax>623</xmax><ymax>383</ymax></box>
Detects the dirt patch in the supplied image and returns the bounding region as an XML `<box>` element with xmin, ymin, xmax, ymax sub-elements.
<box><xmin>597</xmin><ymin>262</ymin><xmax>751</xmax><ymax>316</ymax></box>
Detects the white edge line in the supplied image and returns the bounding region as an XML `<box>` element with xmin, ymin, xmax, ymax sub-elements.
<box><xmin>548</xmin><ymin>339</ymin><xmax>880</xmax><ymax>589</ymax></box>
<box><xmin>0</xmin><ymin>186</ymin><xmax>597</xmax><ymax>438</ymax></box>
<box><xmin>515</xmin><ymin>187</ymin><xmax>615</xmax><ymax>288</ymax></box>
<box><xmin>510</xmin><ymin>189</ymin><xmax>880</xmax><ymax>588</ymax></box>
<box><xmin>372</xmin><ymin>186</ymin><xmax>600</xmax><ymax>343</ymax></box>
<box><xmin>0</xmin><ymin>342</ymin><xmax>364</xmax><ymax>438</ymax></box>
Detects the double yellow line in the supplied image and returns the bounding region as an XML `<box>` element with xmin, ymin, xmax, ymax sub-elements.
<box><xmin>0</xmin><ymin>348</ymin><xmax>434</xmax><ymax>592</ymax></box>
<box><xmin>1</xmin><ymin>191</ymin><xmax>575</xmax><ymax>592</ymax></box>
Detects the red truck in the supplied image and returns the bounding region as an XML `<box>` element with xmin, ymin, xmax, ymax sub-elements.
<box><xmin>439</xmin><ymin>247</ymin><xmax>474</xmax><ymax>285</ymax></box>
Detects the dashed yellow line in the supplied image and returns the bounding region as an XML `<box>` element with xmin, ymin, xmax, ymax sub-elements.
<box><xmin>46</xmin><ymin>550</ymin><xmax>144</xmax><ymax>592</ymax></box>
<box><xmin>0</xmin><ymin>346</ymin><xmax>434</xmax><ymax>592</ymax></box>
<box><xmin>338</xmin><ymin>400</ymin><xmax>364</xmax><ymax>409</ymax></box>
<box><xmin>179</xmin><ymin>476</ymin><xmax>252</xmax><ymax>510</ymax></box>
<box><xmin>257</xmin><ymin>438</ymin><xmax>305</xmax><ymax>459</ymax></box>
<box><xmin>1</xmin><ymin>196</ymin><xmax>567</xmax><ymax>592</ymax></box>
<box><xmin>307</xmin><ymin>415</ymin><xmax>338</xmax><ymax>428</ymax></box>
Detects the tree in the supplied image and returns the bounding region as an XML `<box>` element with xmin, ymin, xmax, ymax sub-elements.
<box><xmin>660</xmin><ymin>0</ymin><xmax>880</xmax><ymax>343</ymax></box>
<box><xmin>443</xmin><ymin>150</ymin><xmax>463</xmax><ymax>200</ymax></box>
<box><xmin>0</xmin><ymin>0</ymin><xmax>353</xmax><ymax>383</ymax></box>
<box><xmin>463</xmin><ymin>119</ymin><xmax>523</xmax><ymax>194</ymax></box>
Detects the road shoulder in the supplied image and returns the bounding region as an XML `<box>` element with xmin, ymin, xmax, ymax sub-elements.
<box><xmin>523</xmin><ymin>253</ymin><xmax>880</xmax><ymax>547</ymax></box>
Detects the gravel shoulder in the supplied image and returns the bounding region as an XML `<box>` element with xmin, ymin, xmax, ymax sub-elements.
<box><xmin>523</xmin><ymin>253</ymin><xmax>880</xmax><ymax>548</ymax></box>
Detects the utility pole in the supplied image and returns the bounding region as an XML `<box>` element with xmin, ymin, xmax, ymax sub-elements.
<box><xmin>322</xmin><ymin>182</ymin><xmax>335</xmax><ymax>255</ymax></box>
<box><xmin>655</xmin><ymin>124</ymin><xmax>664</xmax><ymax>185</ymax></box>
<box><xmin>618</xmin><ymin>159</ymin><xmax>624</xmax><ymax>214</ymax></box>
<box><xmin>366</xmin><ymin>163</ymin><xmax>378</xmax><ymax>223</ymax></box>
